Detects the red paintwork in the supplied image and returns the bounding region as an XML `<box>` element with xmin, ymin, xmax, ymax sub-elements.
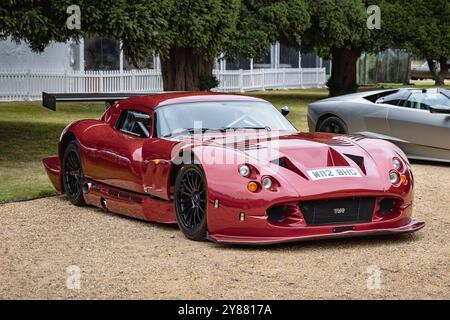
<box><xmin>43</xmin><ymin>92</ymin><xmax>424</xmax><ymax>244</ymax></box>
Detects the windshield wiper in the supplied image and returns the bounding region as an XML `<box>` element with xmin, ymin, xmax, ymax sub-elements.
<box><xmin>163</xmin><ymin>128</ymin><xmax>227</xmax><ymax>138</ymax></box>
<box><xmin>222</xmin><ymin>126</ymin><xmax>271</xmax><ymax>131</ymax></box>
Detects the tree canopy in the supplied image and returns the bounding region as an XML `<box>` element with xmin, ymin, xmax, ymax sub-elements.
<box><xmin>0</xmin><ymin>0</ymin><xmax>310</xmax><ymax>90</ymax></box>
<box><xmin>301</xmin><ymin>0</ymin><xmax>394</xmax><ymax>95</ymax></box>
<box><xmin>382</xmin><ymin>0</ymin><xmax>450</xmax><ymax>84</ymax></box>
<box><xmin>1</xmin><ymin>0</ymin><xmax>448</xmax><ymax>92</ymax></box>
<box><xmin>225</xmin><ymin>0</ymin><xmax>310</xmax><ymax>60</ymax></box>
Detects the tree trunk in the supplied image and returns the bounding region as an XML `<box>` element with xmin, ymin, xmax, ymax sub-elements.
<box><xmin>438</xmin><ymin>56</ymin><xmax>448</xmax><ymax>85</ymax></box>
<box><xmin>160</xmin><ymin>46</ymin><xmax>214</xmax><ymax>91</ymax></box>
<box><xmin>327</xmin><ymin>47</ymin><xmax>362</xmax><ymax>97</ymax></box>
<box><xmin>426</xmin><ymin>57</ymin><xmax>445</xmax><ymax>86</ymax></box>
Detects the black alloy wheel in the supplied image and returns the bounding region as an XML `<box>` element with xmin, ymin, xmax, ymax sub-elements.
<box><xmin>174</xmin><ymin>165</ymin><xmax>208</xmax><ymax>240</ymax></box>
<box><xmin>62</xmin><ymin>141</ymin><xmax>86</xmax><ymax>206</ymax></box>
<box><xmin>318</xmin><ymin>116</ymin><xmax>348</xmax><ymax>134</ymax></box>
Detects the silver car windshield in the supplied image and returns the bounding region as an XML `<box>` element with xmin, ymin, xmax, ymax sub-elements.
<box><xmin>407</xmin><ymin>90</ymin><xmax>450</xmax><ymax>110</ymax></box>
<box><xmin>156</xmin><ymin>101</ymin><xmax>296</xmax><ymax>137</ymax></box>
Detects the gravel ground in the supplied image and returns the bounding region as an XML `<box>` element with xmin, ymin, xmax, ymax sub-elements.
<box><xmin>0</xmin><ymin>163</ymin><xmax>449</xmax><ymax>300</ymax></box>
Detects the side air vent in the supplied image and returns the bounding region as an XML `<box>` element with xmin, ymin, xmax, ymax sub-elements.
<box><xmin>344</xmin><ymin>154</ymin><xmax>366</xmax><ymax>174</ymax></box>
<box><xmin>234</xmin><ymin>141</ymin><xmax>266</xmax><ymax>151</ymax></box>
<box><xmin>270</xmin><ymin>157</ymin><xmax>308</xmax><ymax>179</ymax></box>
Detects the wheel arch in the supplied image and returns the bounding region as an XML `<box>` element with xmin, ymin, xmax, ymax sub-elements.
<box><xmin>59</xmin><ymin>131</ymin><xmax>78</xmax><ymax>160</ymax></box>
<box><xmin>58</xmin><ymin>131</ymin><xmax>78</xmax><ymax>193</ymax></box>
<box><xmin>169</xmin><ymin>149</ymin><xmax>202</xmax><ymax>197</ymax></box>
<box><xmin>315</xmin><ymin>113</ymin><xmax>346</xmax><ymax>132</ymax></box>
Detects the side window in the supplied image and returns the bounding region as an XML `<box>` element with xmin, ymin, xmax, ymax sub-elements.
<box><xmin>376</xmin><ymin>92</ymin><xmax>405</xmax><ymax>106</ymax></box>
<box><xmin>405</xmin><ymin>93</ymin><xmax>430</xmax><ymax>110</ymax></box>
<box><xmin>383</xmin><ymin>99</ymin><xmax>401</xmax><ymax>106</ymax></box>
<box><xmin>116</xmin><ymin>110</ymin><xmax>151</xmax><ymax>138</ymax></box>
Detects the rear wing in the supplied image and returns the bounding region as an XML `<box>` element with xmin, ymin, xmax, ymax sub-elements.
<box><xmin>42</xmin><ymin>92</ymin><xmax>151</xmax><ymax>111</ymax></box>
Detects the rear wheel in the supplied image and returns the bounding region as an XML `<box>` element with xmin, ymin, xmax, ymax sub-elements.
<box><xmin>318</xmin><ymin>116</ymin><xmax>348</xmax><ymax>134</ymax></box>
<box><xmin>174</xmin><ymin>165</ymin><xmax>207</xmax><ymax>241</ymax></box>
<box><xmin>62</xmin><ymin>141</ymin><xmax>85</xmax><ymax>206</ymax></box>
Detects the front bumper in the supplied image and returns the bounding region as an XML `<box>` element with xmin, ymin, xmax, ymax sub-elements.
<box><xmin>208</xmin><ymin>218</ymin><xmax>425</xmax><ymax>245</ymax></box>
<box><xmin>43</xmin><ymin>156</ymin><xmax>62</xmax><ymax>192</ymax></box>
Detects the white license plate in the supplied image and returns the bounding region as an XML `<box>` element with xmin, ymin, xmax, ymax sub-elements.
<box><xmin>307</xmin><ymin>168</ymin><xmax>362</xmax><ymax>181</ymax></box>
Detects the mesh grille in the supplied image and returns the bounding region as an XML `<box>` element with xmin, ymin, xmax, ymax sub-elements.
<box><xmin>299</xmin><ymin>197</ymin><xmax>376</xmax><ymax>226</ymax></box>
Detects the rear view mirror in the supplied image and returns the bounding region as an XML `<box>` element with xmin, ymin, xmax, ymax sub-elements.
<box><xmin>429</xmin><ymin>105</ymin><xmax>450</xmax><ymax>114</ymax></box>
<box><xmin>281</xmin><ymin>106</ymin><xmax>290</xmax><ymax>117</ymax></box>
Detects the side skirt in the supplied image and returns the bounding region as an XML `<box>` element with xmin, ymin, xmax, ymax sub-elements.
<box><xmin>82</xmin><ymin>178</ymin><xmax>177</xmax><ymax>224</ymax></box>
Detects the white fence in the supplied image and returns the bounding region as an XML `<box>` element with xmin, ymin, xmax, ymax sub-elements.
<box><xmin>0</xmin><ymin>68</ymin><xmax>327</xmax><ymax>102</ymax></box>
<box><xmin>214</xmin><ymin>68</ymin><xmax>327</xmax><ymax>92</ymax></box>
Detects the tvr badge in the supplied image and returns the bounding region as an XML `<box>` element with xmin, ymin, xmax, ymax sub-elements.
<box><xmin>333</xmin><ymin>208</ymin><xmax>346</xmax><ymax>214</ymax></box>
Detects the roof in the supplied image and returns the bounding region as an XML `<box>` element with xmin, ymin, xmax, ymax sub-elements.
<box><xmin>121</xmin><ymin>92</ymin><xmax>267</xmax><ymax>111</ymax></box>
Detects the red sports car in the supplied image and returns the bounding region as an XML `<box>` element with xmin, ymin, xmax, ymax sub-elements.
<box><xmin>42</xmin><ymin>92</ymin><xmax>424</xmax><ymax>244</ymax></box>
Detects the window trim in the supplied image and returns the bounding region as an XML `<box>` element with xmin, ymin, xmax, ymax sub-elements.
<box><xmin>115</xmin><ymin>109</ymin><xmax>152</xmax><ymax>138</ymax></box>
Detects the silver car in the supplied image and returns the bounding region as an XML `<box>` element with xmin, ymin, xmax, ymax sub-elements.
<box><xmin>411</xmin><ymin>61</ymin><xmax>450</xmax><ymax>80</ymax></box>
<box><xmin>308</xmin><ymin>88</ymin><xmax>450</xmax><ymax>163</ymax></box>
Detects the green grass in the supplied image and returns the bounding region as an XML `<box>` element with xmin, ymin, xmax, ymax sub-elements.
<box><xmin>249</xmin><ymin>88</ymin><xmax>329</xmax><ymax>130</ymax></box>
<box><xmin>0</xmin><ymin>102</ymin><xmax>105</xmax><ymax>203</ymax></box>
<box><xmin>0</xmin><ymin>83</ymin><xmax>449</xmax><ymax>204</ymax></box>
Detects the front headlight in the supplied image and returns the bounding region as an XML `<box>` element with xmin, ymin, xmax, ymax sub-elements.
<box><xmin>262</xmin><ymin>177</ymin><xmax>273</xmax><ymax>189</ymax></box>
<box><xmin>392</xmin><ymin>158</ymin><xmax>402</xmax><ymax>171</ymax></box>
<box><xmin>239</xmin><ymin>164</ymin><xmax>251</xmax><ymax>177</ymax></box>
<box><xmin>389</xmin><ymin>171</ymin><xmax>400</xmax><ymax>184</ymax></box>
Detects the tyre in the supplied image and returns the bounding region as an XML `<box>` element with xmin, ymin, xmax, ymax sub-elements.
<box><xmin>317</xmin><ymin>116</ymin><xmax>348</xmax><ymax>134</ymax></box>
<box><xmin>174</xmin><ymin>164</ymin><xmax>208</xmax><ymax>241</ymax></box>
<box><xmin>62</xmin><ymin>141</ymin><xmax>86</xmax><ymax>206</ymax></box>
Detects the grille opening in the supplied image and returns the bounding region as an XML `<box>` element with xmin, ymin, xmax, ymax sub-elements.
<box><xmin>378</xmin><ymin>198</ymin><xmax>397</xmax><ymax>215</ymax></box>
<box><xmin>299</xmin><ymin>197</ymin><xmax>376</xmax><ymax>226</ymax></box>
<box><xmin>267</xmin><ymin>205</ymin><xmax>286</xmax><ymax>222</ymax></box>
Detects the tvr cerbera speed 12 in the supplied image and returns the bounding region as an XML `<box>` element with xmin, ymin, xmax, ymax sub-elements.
<box><xmin>42</xmin><ymin>92</ymin><xmax>424</xmax><ymax>244</ymax></box>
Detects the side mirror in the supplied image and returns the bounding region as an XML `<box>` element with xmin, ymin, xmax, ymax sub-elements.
<box><xmin>429</xmin><ymin>105</ymin><xmax>450</xmax><ymax>114</ymax></box>
<box><xmin>281</xmin><ymin>106</ymin><xmax>290</xmax><ymax>117</ymax></box>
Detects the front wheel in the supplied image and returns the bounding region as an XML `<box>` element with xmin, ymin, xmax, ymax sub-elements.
<box><xmin>62</xmin><ymin>141</ymin><xmax>86</xmax><ymax>206</ymax></box>
<box><xmin>174</xmin><ymin>165</ymin><xmax>208</xmax><ymax>241</ymax></box>
<box><xmin>317</xmin><ymin>116</ymin><xmax>348</xmax><ymax>134</ymax></box>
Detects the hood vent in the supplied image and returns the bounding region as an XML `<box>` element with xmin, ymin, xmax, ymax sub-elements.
<box><xmin>271</xmin><ymin>157</ymin><xmax>308</xmax><ymax>179</ymax></box>
<box><xmin>234</xmin><ymin>141</ymin><xmax>266</xmax><ymax>151</ymax></box>
<box><xmin>327</xmin><ymin>148</ymin><xmax>350</xmax><ymax>166</ymax></box>
<box><xmin>344</xmin><ymin>153</ymin><xmax>366</xmax><ymax>174</ymax></box>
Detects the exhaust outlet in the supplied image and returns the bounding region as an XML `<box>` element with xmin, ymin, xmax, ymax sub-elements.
<box><xmin>100</xmin><ymin>198</ymin><xmax>108</xmax><ymax>212</ymax></box>
<box><xmin>82</xmin><ymin>182</ymin><xmax>92</xmax><ymax>194</ymax></box>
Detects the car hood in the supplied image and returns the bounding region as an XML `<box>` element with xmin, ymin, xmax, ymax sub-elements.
<box><xmin>204</xmin><ymin>131</ymin><xmax>371</xmax><ymax>166</ymax></box>
<box><xmin>174</xmin><ymin>130</ymin><xmax>390</xmax><ymax>173</ymax></box>
<box><xmin>172</xmin><ymin>130</ymin><xmax>404</xmax><ymax>198</ymax></box>
<box><xmin>173</xmin><ymin>130</ymin><xmax>402</xmax><ymax>197</ymax></box>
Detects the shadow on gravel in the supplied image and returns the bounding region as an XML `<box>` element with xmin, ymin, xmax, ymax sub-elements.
<box><xmin>52</xmin><ymin>196</ymin><xmax>426</xmax><ymax>251</ymax></box>
<box><xmin>53</xmin><ymin>195</ymin><xmax>180</xmax><ymax>232</ymax></box>
<box><xmin>410</xmin><ymin>159</ymin><xmax>450</xmax><ymax>167</ymax></box>
<box><xmin>219</xmin><ymin>233</ymin><xmax>424</xmax><ymax>252</ymax></box>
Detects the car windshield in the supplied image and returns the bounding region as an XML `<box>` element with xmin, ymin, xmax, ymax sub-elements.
<box><xmin>407</xmin><ymin>90</ymin><xmax>450</xmax><ymax>110</ymax></box>
<box><xmin>156</xmin><ymin>101</ymin><xmax>296</xmax><ymax>137</ymax></box>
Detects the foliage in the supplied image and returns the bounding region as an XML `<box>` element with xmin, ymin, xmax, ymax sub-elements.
<box><xmin>225</xmin><ymin>0</ymin><xmax>310</xmax><ymax>60</ymax></box>
<box><xmin>0</xmin><ymin>0</ymin><xmax>310</xmax><ymax>65</ymax></box>
<box><xmin>381</xmin><ymin>0</ymin><xmax>450</xmax><ymax>84</ymax></box>
<box><xmin>386</xmin><ymin>0</ymin><xmax>450</xmax><ymax>59</ymax></box>
<box><xmin>198</xmin><ymin>75</ymin><xmax>220</xmax><ymax>91</ymax></box>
